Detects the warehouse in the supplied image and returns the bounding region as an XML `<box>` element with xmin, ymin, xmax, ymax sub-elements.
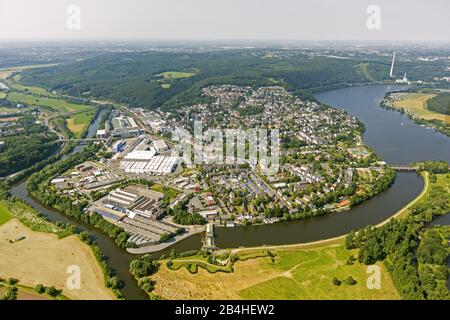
<box><xmin>109</xmin><ymin>115</ymin><xmax>143</xmax><ymax>137</ymax></box>
<box><xmin>153</xmin><ymin>139</ymin><xmax>168</xmax><ymax>153</ymax></box>
<box><xmin>124</xmin><ymin>149</ymin><xmax>156</xmax><ymax>160</ymax></box>
<box><xmin>120</xmin><ymin>155</ymin><xmax>179</xmax><ymax>175</ymax></box>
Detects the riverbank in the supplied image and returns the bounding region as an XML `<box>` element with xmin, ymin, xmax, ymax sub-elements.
<box><xmin>315</xmin><ymin>85</ymin><xmax>450</xmax><ymax>164</ymax></box>
<box><xmin>219</xmin><ymin>171</ymin><xmax>429</xmax><ymax>254</ymax></box>
<box><xmin>151</xmin><ymin>241</ymin><xmax>400</xmax><ymax>300</ymax></box>
<box><xmin>149</xmin><ymin>170</ymin><xmax>436</xmax><ymax>300</ymax></box>
<box><xmin>8</xmin><ymin>108</ymin><xmax>149</xmax><ymax>300</ymax></box>
<box><xmin>127</xmin><ymin>226</ymin><xmax>205</xmax><ymax>254</ymax></box>
<box><xmin>380</xmin><ymin>91</ymin><xmax>450</xmax><ymax>137</ymax></box>
<box><xmin>7</xmin><ymin>84</ymin><xmax>448</xmax><ymax>300</ymax></box>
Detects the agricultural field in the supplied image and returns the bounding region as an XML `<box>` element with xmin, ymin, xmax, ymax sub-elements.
<box><xmin>0</xmin><ymin>218</ymin><xmax>116</xmax><ymax>300</ymax></box>
<box><xmin>66</xmin><ymin>108</ymin><xmax>97</xmax><ymax>138</ymax></box>
<box><xmin>156</xmin><ymin>71</ymin><xmax>197</xmax><ymax>80</ymax></box>
<box><xmin>0</xmin><ymin>282</ymin><xmax>55</xmax><ymax>300</ymax></box>
<box><xmin>6</xmin><ymin>92</ymin><xmax>90</xmax><ymax>114</ymax></box>
<box><xmin>0</xmin><ymin>106</ymin><xmax>34</xmax><ymax>116</ymax></box>
<box><xmin>151</xmin><ymin>243</ymin><xmax>399</xmax><ymax>300</ymax></box>
<box><xmin>392</xmin><ymin>93</ymin><xmax>450</xmax><ymax>124</ymax></box>
<box><xmin>0</xmin><ymin>64</ymin><xmax>58</xmax><ymax>80</ymax></box>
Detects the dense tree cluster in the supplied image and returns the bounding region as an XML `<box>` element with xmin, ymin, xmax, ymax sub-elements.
<box><xmin>416</xmin><ymin>161</ymin><xmax>449</xmax><ymax>174</ymax></box>
<box><xmin>0</xmin><ymin>116</ymin><xmax>59</xmax><ymax>177</ymax></box>
<box><xmin>19</xmin><ymin>50</ymin><xmax>427</xmax><ymax>111</ymax></box>
<box><xmin>129</xmin><ymin>254</ymin><xmax>160</xmax><ymax>279</ymax></box>
<box><xmin>427</xmin><ymin>93</ymin><xmax>450</xmax><ymax>116</ymax></box>
<box><xmin>169</xmin><ymin>201</ymin><xmax>206</xmax><ymax>226</ymax></box>
<box><xmin>129</xmin><ymin>255</ymin><xmax>160</xmax><ymax>296</ymax></box>
<box><xmin>345</xmin><ymin>172</ymin><xmax>450</xmax><ymax>300</ymax></box>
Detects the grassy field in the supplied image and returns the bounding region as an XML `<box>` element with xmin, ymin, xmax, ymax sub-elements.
<box><xmin>66</xmin><ymin>108</ymin><xmax>97</xmax><ymax>138</ymax></box>
<box><xmin>397</xmin><ymin>172</ymin><xmax>449</xmax><ymax>219</ymax></box>
<box><xmin>0</xmin><ymin>91</ymin><xmax>6</xmax><ymax>99</ymax></box>
<box><xmin>6</xmin><ymin>92</ymin><xmax>90</xmax><ymax>114</ymax></box>
<box><xmin>7</xmin><ymin>75</ymin><xmax>56</xmax><ymax>97</ymax></box>
<box><xmin>355</xmin><ymin>63</ymin><xmax>375</xmax><ymax>82</ymax></box>
<box><xmin>0</xmin><ymin>218</ymin><xmax>116</xmax><ymax>300</ymax></box>
<box><xmin>0</xmin><ymin>200</ymin><xmax>65</xmax><ymax>235</ymax></box>
<box><xmin>0</xmin><ymin>202</ymin><xmax>13</xmax><ymax>225</ymax></box>
<box><xmin>0</xmin><ymin>105</ymin><xmax>34</xmax><ymax>114</ymax></box>
<box><xmin>151</xmin><ymin>184</ymin><xmax>180</xmax><ymax>202</ymax></box>
<box><xmin>156</xmin><ymin>71</ymin><xmax>197</xmax><ymax>79</ymax></box>
<box><xmin>151</xmin><ymin>243</ymin><xmax>399</xmax><ymax>300</ymax></box>
<box><xmin>392</xmin><ymin>93</ymin><xmax>450</xmax><ymax>124</ymax></box>
<box><xmin>0</xmin><ymin>64</ymin><xmax>58</xmax><ymax>80</ymax></box>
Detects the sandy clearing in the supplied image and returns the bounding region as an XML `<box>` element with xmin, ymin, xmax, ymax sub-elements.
<box><xmin>0</xmin><ymin>219</ymin><xmax>116</xmax><ymax>300</ymax></box>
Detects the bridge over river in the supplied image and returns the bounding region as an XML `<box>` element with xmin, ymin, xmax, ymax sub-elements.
<box><xmin>390</xmin><ymin>165</ymin><xmax>419</xmax><ymax>172</ymax></box>
<box><xmin>59</xmin><ymin>138</ymin><xmax>105</xmax><ymax>142</ymax></box>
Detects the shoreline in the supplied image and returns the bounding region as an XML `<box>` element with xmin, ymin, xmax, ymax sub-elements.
<box><xmin>219</xmin><ymin>171</ymin><xmax>428</xmax><ymax>254</ymax></box>
<box><xmin>127</xmin><ymin>226</ymin><xmax>205</xmax><ymax>254</ymax></box>
<box><xmin>380</xmin><ymin>92</ymin><xmax>450</xmax><ymax>138</ymax></box>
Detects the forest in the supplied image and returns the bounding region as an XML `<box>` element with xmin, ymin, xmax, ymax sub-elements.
<box><xmin>0</xmin><ymin>117</ymin><xmax>59</xmax><ymax>177</ymax></box>
<box><xmin>345</xmin><ymin>167</ymin><xmax>450</xmax><ymax>300</ymax></box>
<box><xmin>18</xmin><ymin>50</ymin><xmax>395</xmax><ymax>110</ymax></box>
<box><xmin>427</xmin><ymin>93</ymin><xmax>450</xmax><ymax>116</ymax></box>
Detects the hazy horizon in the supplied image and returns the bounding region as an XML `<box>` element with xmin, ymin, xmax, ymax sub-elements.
<box><xmin>0</xmin><ymin>0</ymin><xmax>449</xmax><ymax>42</ymax></box>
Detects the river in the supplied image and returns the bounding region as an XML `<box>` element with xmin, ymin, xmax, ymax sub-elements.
<box><xmin>315</xmin><ymin>85</ymin><xmax>450</xmax><ymax>164</ymax></box>
<box><xmin>10</xmin><ymin>109</ymin><xmax>149</xmax><ymax>300</ymax></box>
<box><xmin>10</xmin><ymin>85</ymin><xmax>450</xmax><ymax>299</ymax></box>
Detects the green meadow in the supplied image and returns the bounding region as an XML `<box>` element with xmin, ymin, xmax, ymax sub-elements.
<box><xmin>6</xmin><ymin>92</ymin><xmax>90</xmax><ymax>114</ymax></box>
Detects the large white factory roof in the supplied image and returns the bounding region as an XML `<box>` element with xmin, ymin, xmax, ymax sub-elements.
<box><xmin>124</xmin><ymin>149</ymin><xmax>156</xmax><ymax>160</ymax></box>
<box><xmin>153</xmin><ymin>139</ymin><xmax>168</xmax><ymax>151</ymax></box>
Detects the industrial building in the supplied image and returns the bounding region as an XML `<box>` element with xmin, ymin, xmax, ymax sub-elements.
<box><xmin>117</xmin><ymin>137</ymin><xmax>179</xmax><ymax>175</ymax></box>
<box><xmin>96</xmin><ymin>129</ymin><xmax>108</xmax><ymax>139</ymax></box>
<box><xmin>119</xmin><ymin>156</ymin><xmax>179</xmax><ymax>175</ymax></box>
<box><xmin>112</xmin><ymin>140</ymin><xmax>126</xmax><ymax>153</ymax></box>
<box><xmin>109</xmin><ymin>115</ymin><xmax>143</xmax><ymax>137</ymax></box>
<box><xmin>153</xmin><ymin>139</ymin><xmax>168</xmax><ymax>153</ymax></box>
<box><xmin>102</xmin><ymin>187</ymin><xmax>164</xmax><ymax>220</ymax></box>
<box><xmin>91</xmin><ymin>186</ymin><xmax>181</xmax><ymax>246</ymax></box>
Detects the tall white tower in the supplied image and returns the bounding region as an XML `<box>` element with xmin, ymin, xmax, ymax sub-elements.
<box><xmin>389</xmin><ymin>52</ymin><xmax>396</xmax><ymax>78</ymax></box>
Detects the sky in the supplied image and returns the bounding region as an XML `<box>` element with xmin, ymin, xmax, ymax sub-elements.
<box><xmin>0</xmin><ymin>0</ymin><xmax>449</xmax><ymax>42</ymax></box>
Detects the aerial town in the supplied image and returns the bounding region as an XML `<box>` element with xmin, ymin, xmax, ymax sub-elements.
<box><xmin>1</xmin><ymin>1</ymin><xmax>449</xmax><ymax>303</ymax></box>
<box><xmin>43</xmin><ymin>85</ymin><xmax>393</xmax><ymax>251</ymax></box>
